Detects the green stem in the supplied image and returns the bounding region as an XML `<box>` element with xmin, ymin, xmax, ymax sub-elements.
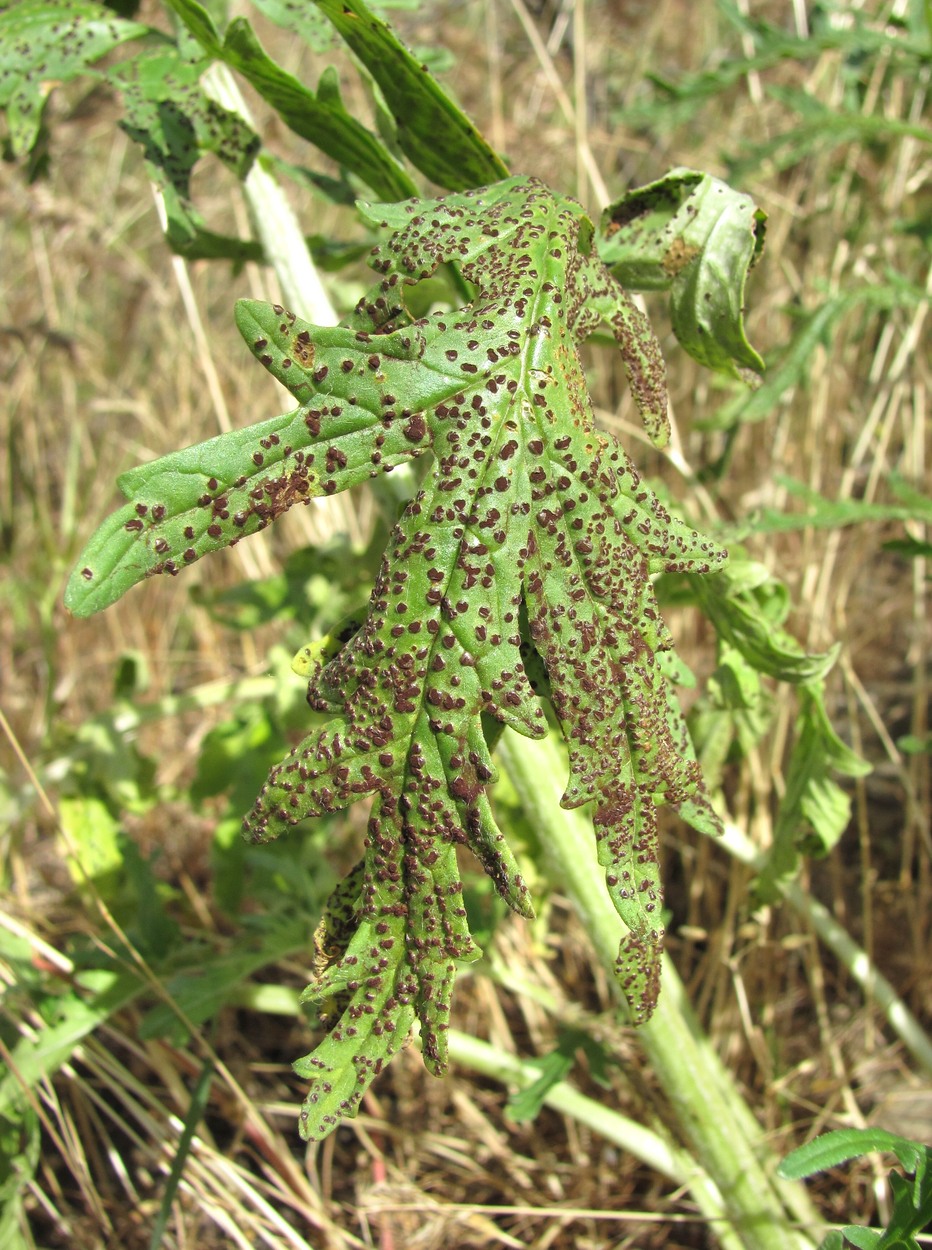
<box><xmin>230</xmin><ymin>978</ymin><xmax>743</xmax><ymax>1249</ymax></box>
<box><xmin>201</xmin><ymin>60</ymin><xmax>419</xmax><ymax>512</ymax></box>
<box><xmin>497</xmin><ymin>728</ymin><xmax>821</xmax><ymax>1250</ymax></box>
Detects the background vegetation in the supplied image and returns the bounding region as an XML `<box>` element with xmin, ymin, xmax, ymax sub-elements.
<box><xmin>1</xmin><ymin>0</ymin><xmax>929</xmax><ymax>1246</ymax></box>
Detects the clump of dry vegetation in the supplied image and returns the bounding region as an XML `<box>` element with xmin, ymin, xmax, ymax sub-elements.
<box><xmin>1</xmin><ymin>1</ymin><xmax>929</xmax><ymax>1248</ymax></box>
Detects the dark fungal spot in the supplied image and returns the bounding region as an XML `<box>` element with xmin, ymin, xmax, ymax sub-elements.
<box><xmin>403</xmin><ymin>415</ymin><xmax>427</xmax><ymax>442</ymax></box>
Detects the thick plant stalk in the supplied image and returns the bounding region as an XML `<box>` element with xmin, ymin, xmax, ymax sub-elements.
<box><xmin>497</xmin><ymin>728</ymin><xmax>822</xmax><ymax>1250</ymax></box>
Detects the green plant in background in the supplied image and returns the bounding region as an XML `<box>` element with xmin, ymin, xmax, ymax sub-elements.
<box><xmin>780</xmin><ymin>1129</ymin><xmax>932</xmax><ymax>1249</ymax></box>
<box><xmin>3</xmin><ymin>0</ymin><xmax>928</xmax><ymax>1247</ymax></box>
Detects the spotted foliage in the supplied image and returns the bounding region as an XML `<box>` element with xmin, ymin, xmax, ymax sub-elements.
<box><xmin>66</xmin><ymin>177</ymin><xmax>727</xmax><ymax>1139</ymax></box>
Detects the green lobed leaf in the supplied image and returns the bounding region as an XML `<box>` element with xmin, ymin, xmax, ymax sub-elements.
<box><xmin>744</xmin><ymin>474</ymin><xmax>932</xmax><ymax>535</ymax></box>
<box><xmin>706</xmin><ymin>285</ymin><xmax>922</xmax><ymax>430</ymax></box>
<box><xmin>599</xmin><ymin>168</ymin><xmax>766</xmax><ymax>384</ymax></box>
<box><xmin>690</xmin><ymin>560</ymin><xmax>838</xmax><ymax>684</ymax></box>
<box><xmin>164</xmin><ymin>0</ymin><xmax>417</xmax><ymax>201</ymax></box>
<box><xmin>754</xmin><ymin>681</ymin><xmax>871</xmax><ymax>904</ymax></box>
<box><xmin>67</xmin><ymin>177</ymin><xmax>727</xmax><ymax>1138</ymax></box>
<box><xmin>688</xmin><ymin>641</ymin><xmax>773</xmax><ymax>790</ymax></box>
<box><xmin>0</xmin><ymin>0</ymin><xmax>151</xmax><ymax>155</ymax></box>
<box><xmin>314</xmin><ymin>0</ymin><xmax>509</xmax><ymax>191</ymax></box>
<box><xmin>729</xmin><ymin>85</ymin><xmax>932</xmax><ymax>180</ymax></box>
<box><xmin>506</xmin><ymin>1037</ymin><xmax>577</xmax><ymax>1124</ymax></box>
<box><xmin>0</xmin><ymin>970</ymin><xmax>142</xmax><ymax>1122</ymax></box>
<box><xmin>614</xmin><ymin>6</ymin><xmax>927</xmax><ymax>134</ymax></box>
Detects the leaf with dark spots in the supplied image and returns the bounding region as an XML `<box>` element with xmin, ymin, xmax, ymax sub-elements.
<box><xmin>164</xmin><ymin>0</ymin><xmax>417</xmax><ymax>201</ymax></box>
<box><xmin>599</xmin><ymin>168</ymin><xmax>766</xmax><ymax>385</ymax></box>
<box><xmin>314</xmin><ymin>0</ymin><xmax>509</xmax><ymax>192</ymax></box>
<box><xmin>0</xmin><ymin>0</ymin><xmax>150</xmax><ymax>156</ymax></box>
<box><xmin>66</xmin><ymin>176</ymin><xmax>727</xmax><ymax>1137</ymax></box>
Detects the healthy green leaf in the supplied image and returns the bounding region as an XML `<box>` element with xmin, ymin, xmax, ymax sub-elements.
<box><xmin>780</xmin><ymin>1129</ymin><xmax>932</xmax><ymax>1250</ymax></box>
<box><xmin>599</xmin><ymin>168</ymin><xmax>766</xmax><ymax>383</ymax></box>
<box><xmin>706</xmin><ymin>285</ymin><xmax>921</xmax><ymax>430</ymax></box>
<box><xmin>838</xmin><ymin>1232</ymin><xmax>880</xmax><ymax>1250</ymax></box>
<box><xmin>688</xmin><ymin>641</ymin><xmax>773</xmax><ymax>790</ymax></box>
<box><xmin>779</xmin><ymin>1128</ymin><xmax>923</xmax><ymax>1183</ymax></box>
<box><xmin>690</xmin><ymin>560</ymin><xmax>838</xmax><ymax>684</ymax></box>
<box><xmin>314</xmin><ymin>0</ymin><xmax>509</xmax><ymax>191</ymax></box>
<box><xmin>745</xmin><ymin>475</ymin><xmax>932</xmax><ymax>534</ymax></box>
<box><xmin>816</xmin><ymin>1235</ymin><xmax>850</xmax><ymax>1250</ymax></box>
<box><xmin>730</xmin><ymin>85</ymin><xmax>932</xmax><ymax>178</ymax></box>
<box><xmin>0</xmin><ymin>1102</ymin><xmax>39</xmax><ymax>1250</ymax></box>
<box><xmin>0</xmin><ymin>0</ymin><xmax>151</xmax><ymax>155</ymax></box>
<box><xmin>0</xmin><ymin>971</ymin><xmax>142</xmax><ymax>1121</ymax></box>
<box><xmin>754</xmin><ymin>681</ymin><xmax>871</xmax><ymax>903</ymax></box>
<box><xmin>506</xmin><ymin>1039</ymin><xmax>576</xmax><ymax>1123</ymax></box>
<box><xmin>615</xmin><ymin>7</ymin><xmax>927</xmax><ymax>133</ymax></box>
<box><xmin>67</xmin><ymin>176</ymin><xmax>728</xmax><ymax>1138</ymax></box>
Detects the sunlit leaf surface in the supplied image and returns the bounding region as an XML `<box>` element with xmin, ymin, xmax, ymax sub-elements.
<box><xmin>66</xmin><ymin>178</ymin><xmax>727</xmax><ymax>1138</ymax></box>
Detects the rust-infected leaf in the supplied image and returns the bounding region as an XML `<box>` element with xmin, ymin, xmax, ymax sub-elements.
<box><xmin>66</xmin><ymin>177</ymin><xmax>727</xmax><ymax>1136</ymax></box>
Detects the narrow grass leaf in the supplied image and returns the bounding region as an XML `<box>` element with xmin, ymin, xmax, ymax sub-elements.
<box><xmin>148</xmin><ymin>1061</ymin><xmax>215</xmax><ymax>1250</ymax></box>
